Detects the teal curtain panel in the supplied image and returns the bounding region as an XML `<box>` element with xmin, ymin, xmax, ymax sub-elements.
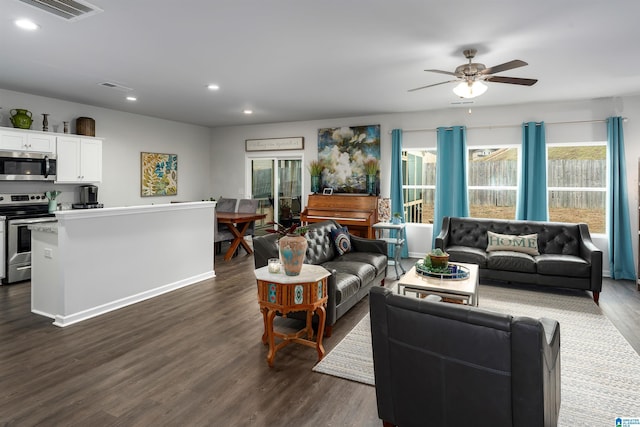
<box><xmin>433</xmin><ymin>126</ymin><xmax>469</xmax><ymax>244</ymax></box>
<box><xmin>516</xmin><ymin>121</ymin><xmax>548</xmax><ymax>221</ymax></box>
<box><xmin>390</xmin><ymin>129</ymin><xmax>409</xmax><ymax>258</ymax></box>
<box><xmin>607</xmin><ymin>116</ymin><xmax>636</xmax><ymax>280</ymax></box>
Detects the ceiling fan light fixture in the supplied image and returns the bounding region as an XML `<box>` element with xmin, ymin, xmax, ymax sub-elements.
<box><xmin>453</xmin><ymin>81</ymin><xmax>488</xmax><ymax>99</ymax></box>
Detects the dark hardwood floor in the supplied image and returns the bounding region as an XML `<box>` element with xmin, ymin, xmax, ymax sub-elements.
<box><xmin>1</xmin><ymin>252</ymin><xmax>639</xmax><ymax>426</ymax></box>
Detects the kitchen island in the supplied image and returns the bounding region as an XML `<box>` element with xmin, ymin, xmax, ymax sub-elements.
<box><xmin>30</xmin><ymin>201</ymin><xmax>216</xmax><ymax>327</ymax></box>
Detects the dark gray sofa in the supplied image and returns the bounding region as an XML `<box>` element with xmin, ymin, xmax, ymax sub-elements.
<box><xmin>253</xmin><ymin>220</ymin><xmax>387</xmax><ymax>335</ymax></box>
<box><xmin>435</xmin><ymin>216</ymin><xmax>603</xmax><ymax>302</ymax></box>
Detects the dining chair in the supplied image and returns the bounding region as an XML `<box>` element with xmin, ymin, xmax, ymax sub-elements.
<box><xmin>215</xmin><ymin>197</ymin><xmax>237</xmax><ymax>254</ymax></box>
<box><xmin>237</xmin><ymin>198</ymin><xmax>260</xmax><ymax>238</ymax></box>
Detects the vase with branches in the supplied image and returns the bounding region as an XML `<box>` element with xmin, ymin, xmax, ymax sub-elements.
<box><xmin>364</xmin><ymin>158</ymin><xmax>379</xmax><ymax>195</ymax></box>
<box><xmin>308</xmin><ymin>160</ymin><xmax>324</xmax><ymax>193</ymax></box>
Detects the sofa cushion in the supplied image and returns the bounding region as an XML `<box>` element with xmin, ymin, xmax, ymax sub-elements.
<box><xmin>487</xmin><ymin>231</ymin><xmax>540</xmax><ymax>256</ymax></box>
<box><xmin>334</xmin><ymin>272</ymin><xmax>360</xmax><ymax>305</ymax></box>
<box><xmin>446</xmin><ymin>245</ymin><xmax>488</xmax><ymax>268</ymax></box>
<box><xmin>331</xmin><ymin>226</ymin><xmax>352</xmax><ymax>256</ymax></box>
<box><xmin>305</xmin><ymin>227</ymin><xmax>337</xmax><ymax>264</ymax></box>
<box><xmin>487</xmin><ymin>251</ymin><xmax>536</xmax><ymax>273</ymax></box>
<box><xmin>537</xmin><ymin>227</ymin><xmax>581</xmax><ymax>256</ymax></box>
<box><xmin>536</xmin><ymin>254</ymin><xmax>591</xmax><ymax>278</ymax></box>
<box><xmin>336</xmin><ymin>251</ymin><xmax>388</xmax><ymax>276</ymax></box>
<box><xmin>321</xmin><ymin>260</ymin><xmax>376</xmax><ymax>287</ymax></box>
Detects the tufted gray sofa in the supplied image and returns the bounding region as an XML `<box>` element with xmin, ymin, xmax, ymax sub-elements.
<box><xmin>253</xmin><ymin>220</ymin><xmax>387</xmax><ymax>335</ymax></box>
<box><xmin>435</xmin><ymin>216</ymin><xmax>603</xmax><ymax>302</ymax></box>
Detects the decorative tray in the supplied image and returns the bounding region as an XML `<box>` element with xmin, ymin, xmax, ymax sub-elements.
<box><xmin>415</xmin><ymin>259</ymin><xmax>470</xmax><ymax>280</ymax></box>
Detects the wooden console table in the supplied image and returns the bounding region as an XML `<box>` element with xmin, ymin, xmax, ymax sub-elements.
<box><xmin>255</xmin><ymin>264</ymin><xmax>330</xmax><ymax>367</ymax></box>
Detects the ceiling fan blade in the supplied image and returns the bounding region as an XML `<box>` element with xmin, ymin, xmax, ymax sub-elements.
<box><xmin>485</xmin><ymin>76</ymin><xmax>538</xmax><ymax>86</ymax></box>
<box><xmin>408</xmin><ymin>80</ymin><xmax>458</xmax><ymax>92</ymax></box>
<box><xmin>481</xmin><ymin>60</ymin><xmax>528</xmax><ymax>75</ymax></box>
<box><xmin>424</xmin><ymin>69</ymin><xmax>458</xmax><ymax>77</ymax></box>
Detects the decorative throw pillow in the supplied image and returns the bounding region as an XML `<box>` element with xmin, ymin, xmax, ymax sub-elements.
<box><xmin>331</xmin><ymin>226</ymin><xmax>351</xmax><ymax>256</ymax></box>
<box><xmin>486</xmin><ymin>231</ymin><xmax>540</xmax><ymax>256</ymax></box>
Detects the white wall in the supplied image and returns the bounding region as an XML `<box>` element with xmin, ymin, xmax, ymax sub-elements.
<box><xmin>4</xmin><ymin>86</ymin><xmax>636</xmax><ymax>275</ymax></box>
<box><xmin>211</xmin><ymin>95</ymin><xmax>640</xmax><ymax>277</ymax></box>
<box><xmin>0</xmin><ymin>88</ymin><xmax>212</xmax><ymax>207</ymax></box>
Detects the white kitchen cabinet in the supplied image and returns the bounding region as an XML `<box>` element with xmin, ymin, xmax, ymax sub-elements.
<box><xmin>0</xmin><ymin>128</ymin><xmax>56</xmax><ymax>153</ymax></box>
<box><xmin>55</xmin><ymin>136</ymin><xmax>102</xmax><ymax>183</ymax></box>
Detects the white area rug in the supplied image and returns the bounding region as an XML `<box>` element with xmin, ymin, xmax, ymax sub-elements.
<box><xmin>313</xmin><ymin>284</ymin><xmax>640</xmax><ymax>425</ymax></box>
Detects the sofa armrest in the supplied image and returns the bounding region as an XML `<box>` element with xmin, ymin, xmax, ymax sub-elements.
<box><xmin>511</xmin><ymin>316</ymin><xmax>561</xmax><ymax>427</ymax></box>
<box><xmin>350</xmin><ymin>234</ymin><xmax>387</xmax><ymax>255</ymax></box>
<box><xmin>325</xmin><ymin>268</ymin><xmax>338</xmax><ymax>326</ymax></box>
<box><xmin>577</xmin><ymin>224</ymin><xmax>603</xmax><ymax>292</ymax></box>
<box><xmin>369</xmin><ymin>286</ymin><xmax>394</xmax><ymax>423</ymax></box>
<box><xmin>435</xmin><ymin>216</ymin><xmax>452</xmax><ymax>250</ymax></box>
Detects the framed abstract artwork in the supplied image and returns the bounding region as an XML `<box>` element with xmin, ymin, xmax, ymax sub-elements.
<box><xmin>141</xmin><ymin>152</ymin><xmax>178</xmax><ymax>196</ymax></box>
<box><xmin>317</xmin><ymin>124</ymin><xmax>380</xmax><ymax>193</ymax></box>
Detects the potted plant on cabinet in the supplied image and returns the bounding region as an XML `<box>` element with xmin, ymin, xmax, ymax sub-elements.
<box><xmin>307</xmin><ymin>160</ymin><xmax>324</xmax><ymax>194</ymax></box>
<box><xmin>266</xmin><ymin>222</ymin><xmax>309</xmax><ymax>276</ymax></box>
<box><xmin>363</xmin><ymin>158</ymin><xmax>379</xmax><ymax>195</ymax></box>
<box><xmin>392</xmin><ymin>212</ymin><xmax>402</xmax><ymax>224</ymax></box>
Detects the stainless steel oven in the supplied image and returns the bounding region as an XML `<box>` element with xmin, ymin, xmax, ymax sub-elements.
<box><xmin>0</xmin><ymin>193</ymin><xmax>54</xmax><ymax>284</ymax></box>
<box><xmin>6</xmin><ymin>217</ymin><xmax>55</xmax><ymax>283</ymax></box>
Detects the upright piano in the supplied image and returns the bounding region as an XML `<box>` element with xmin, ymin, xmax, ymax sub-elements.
<box><xmin>300</xmin><ymin>194</ymin><xmax>379</xmax><ymax>239</ymax></box>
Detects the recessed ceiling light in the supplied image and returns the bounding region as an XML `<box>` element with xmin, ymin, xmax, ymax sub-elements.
<box><xmin>15</xmin><ymin>19</ymin><xmax>39</xmax><ymax>30</ymax></box>
<box><xmin>243</xmin><ymin>109</ymin><xmax>253</xmax><ymax>115</ymax></box>
<box><xmin>207</xmin><ymin>84</ymin><xmax>220</xmax><ymax>90</ymax></box>
<box><xmin>126</xmin><ymin>96</ymin><xmax>137</xmax><ymax>101</ymax></box>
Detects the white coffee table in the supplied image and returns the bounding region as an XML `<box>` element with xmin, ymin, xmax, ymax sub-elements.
<box><xmin>397</xmin><ymin>262</ymin><xmax>479</xmax><ymax>306</ymax></box>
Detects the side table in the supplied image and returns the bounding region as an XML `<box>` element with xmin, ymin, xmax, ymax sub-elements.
<box><xmin>373</xmin><ymin>222</ymin><xmax>407</xmax><ymax>279</ymax></box>
<box><xmin>255</xmin><ymin>264</ymin><xmax>331</xmax><ymax>367</ymax></box>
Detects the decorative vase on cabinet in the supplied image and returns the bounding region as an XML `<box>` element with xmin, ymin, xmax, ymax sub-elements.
<box><xmin>279</xmin><ymin>234</ymin><xmax>308</xmax><ymax>276</ymax></box>
<box><xmin>366</xmin><ymin>174</ymin><xmax>376</xmax><ymax>195</ymax></box>
<box><xmin>311</xmin><ymin>175</ymin><xmax>321</xmax><ymax>194</ymax></box>
<box><xmin>10</xmin><ymin>109</ymin><xmax>33</xmax><ymax>129</ymax></box>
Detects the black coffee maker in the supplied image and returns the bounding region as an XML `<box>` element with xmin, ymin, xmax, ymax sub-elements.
<box><xmin>73</xmin><ymin>185</ymin><xmax>103</xmax><ymax>209</ymax></box>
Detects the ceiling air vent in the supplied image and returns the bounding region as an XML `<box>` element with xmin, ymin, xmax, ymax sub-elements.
<box><xmin>17</xmin><ymin>0</ymin><xmax>103</xmax><ymax>21</ymax></box>
<box><xmin>99</xmin><ymin>82</ymin><xmax>133</xmax><ymax>92</ymax></box>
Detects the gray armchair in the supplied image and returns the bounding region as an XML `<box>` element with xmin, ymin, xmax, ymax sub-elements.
<box><xmin>370</xmin><ymin>286</ymin><xmax>561</xmax><ymax>427</ymax></box>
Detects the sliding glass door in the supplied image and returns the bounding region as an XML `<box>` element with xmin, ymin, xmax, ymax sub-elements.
<box><xmin>248</xmin><ymin>156</ymin><xmax>303</xmax><ymax>235</ymax></box>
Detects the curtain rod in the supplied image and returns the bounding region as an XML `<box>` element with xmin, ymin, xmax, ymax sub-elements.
<box><xmin>390</xmin><ymin>117</ymin><xmax>629</xmax><ymax>134</ymax></box>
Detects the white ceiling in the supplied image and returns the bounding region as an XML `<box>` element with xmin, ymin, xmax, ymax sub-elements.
<box><xmin>1</xmin><ymin>0</ymin><xmax>639</xmax><ymax>128</ymax></box>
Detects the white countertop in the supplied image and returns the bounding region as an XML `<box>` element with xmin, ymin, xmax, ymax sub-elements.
<box><xmin>55</xmin><ymin>201</ymin><xmax>216</xmax><ymax>220</ymax></box>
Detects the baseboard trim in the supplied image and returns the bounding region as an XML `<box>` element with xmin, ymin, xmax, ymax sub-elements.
<box><xmin>52</xmin><ymin>271</ymin><xmax>215</xmax><ymax>327</ymax></box>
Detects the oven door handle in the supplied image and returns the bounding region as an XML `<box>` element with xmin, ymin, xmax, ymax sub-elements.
<box><xmin>8</xmin><ymin>218</ymin><xmax>56</xmax><ymax>226</ymax></box>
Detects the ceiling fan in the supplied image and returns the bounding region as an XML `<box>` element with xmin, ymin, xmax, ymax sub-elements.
<box><xmin>408</xmin><ymin>49</ymin><xmax>538</xmax><ymax>98</ymax></box>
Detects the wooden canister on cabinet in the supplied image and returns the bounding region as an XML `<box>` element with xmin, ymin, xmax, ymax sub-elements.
<box><xmin>76</xmin><ymin>117</ymin><xmax>95</xmax><ymax>136</ymax></box>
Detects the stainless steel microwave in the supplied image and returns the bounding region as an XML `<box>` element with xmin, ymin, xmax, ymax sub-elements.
<box><xmin>0</xmin><ymin>150</ymin><xmax>57</xmax><ymax>181</ymax></box>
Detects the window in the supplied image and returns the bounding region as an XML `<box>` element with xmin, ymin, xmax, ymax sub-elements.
<box><xmin>468</xmin><ymin>147</ymin><xmax>519</xmax><ymax>220</ymax></box>
<box><xmin>402</xmin><ymin>149</ymin><xmax>436</xmax><ymax>224</ymax></box>
<box><xmin>547</xmin><ymin>143</ymin><xmax>606</xmax><ymax>234</ymax></box>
